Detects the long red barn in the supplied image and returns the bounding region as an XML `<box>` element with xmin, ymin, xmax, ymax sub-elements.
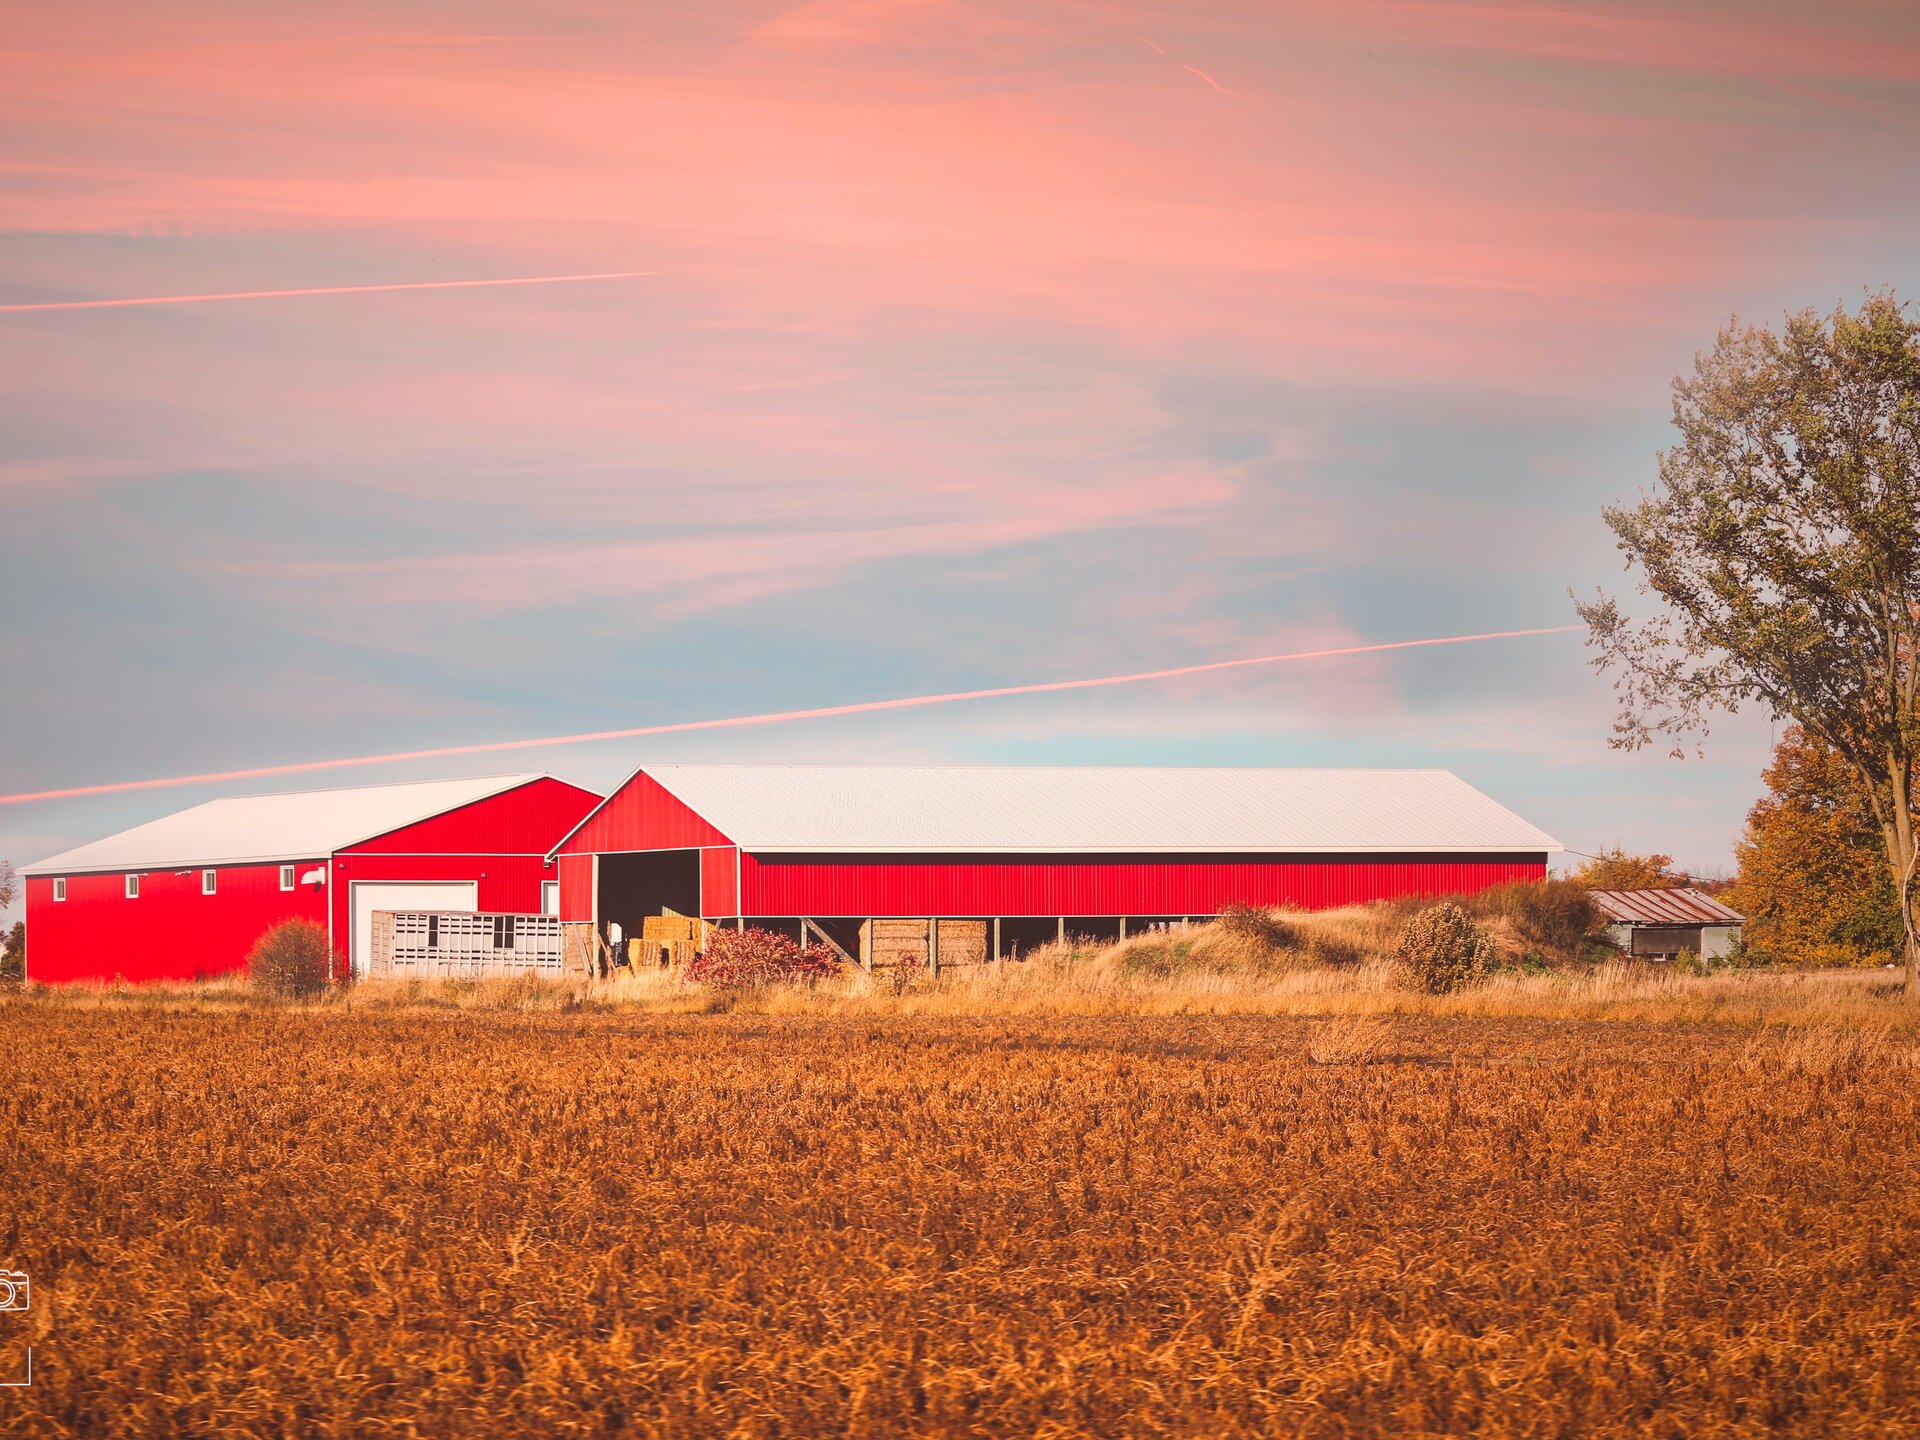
<box><xmin>548</xmin><ymin>765</ymin><xmax>1560</xmax><ymax>952</ymax></box>
<box><xmin>22</xmin><ymin>774</ymin><xmax>600</xmax><ymax>983</ymax></box>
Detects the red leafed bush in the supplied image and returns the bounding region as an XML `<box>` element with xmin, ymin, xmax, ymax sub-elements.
<box><xmin>684</xmin><ymin>927</ymin><xmax>843</xmax><ymax>991</ymax></box>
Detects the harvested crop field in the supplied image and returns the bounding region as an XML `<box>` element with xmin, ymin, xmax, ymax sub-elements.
<box><xmin>3</xmin><ymin>998</ymin><xmax>1919</xmax><ymax>1437</ymax></box>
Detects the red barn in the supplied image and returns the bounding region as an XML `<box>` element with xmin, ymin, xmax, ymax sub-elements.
<box><xmin>22</xmin><ymin>773</ymin><xmax>600</xmax><ymax>984</ymax></box>
<box><xmin>548</xmin><ymin>766</ymin><xmax>1561</xmax><ymax>957</ymax></box>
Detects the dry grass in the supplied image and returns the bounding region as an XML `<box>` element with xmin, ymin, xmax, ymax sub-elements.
<box><xmin>2</xmin><ymin>993</ymin><xmax>1918</xmax><ymax>1437</ymax></box>
<box><xmin>18</xmin><ymin>906</ymin><xmax>1918</xmax><ymax>1036</ymax></box>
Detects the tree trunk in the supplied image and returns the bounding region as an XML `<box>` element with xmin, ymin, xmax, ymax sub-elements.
<box><xmin>1881</xmin><ymin>803</ymin><xmax>1920</xmax><ymax>1001</ymax></box>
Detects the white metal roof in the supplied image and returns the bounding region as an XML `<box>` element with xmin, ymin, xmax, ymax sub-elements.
<box><xmin>23</xmin><ymin>774</ymin><xmax>552</xmax><ymax>875</ymax></box>
<box><xmin>621</xmin><ymin>765</ymin><xmax>1560</xmax><ymax>855</ymax></box>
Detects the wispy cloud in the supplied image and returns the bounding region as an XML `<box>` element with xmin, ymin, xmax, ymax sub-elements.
<box><xmin>0</xmin><ymin>270</ymin><xmax>655</xmax><ymax>313</ymax></box>
<box><xmin>2</xmin><ymin>0</ymin><xmax>1916</xmax><ymax>879</ymax></box>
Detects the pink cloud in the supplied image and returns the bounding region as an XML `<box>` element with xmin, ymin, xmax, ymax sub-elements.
<box><xmin>7</xmin><ymin>0</ymin><xmax>1885</xmax><ymax>397</ymax></box>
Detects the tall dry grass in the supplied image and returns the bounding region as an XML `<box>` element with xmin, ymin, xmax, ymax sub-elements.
<box><xmin>16</xmin><ymin>906</ymin><xmax>1916</xmax><ymax>1033</ymax></box>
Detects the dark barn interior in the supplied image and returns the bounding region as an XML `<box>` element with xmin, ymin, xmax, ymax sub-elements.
<box><xmin>597</xmin><ymin>850</ymin><xmax>701</xmax><ymax>954</ymax></box>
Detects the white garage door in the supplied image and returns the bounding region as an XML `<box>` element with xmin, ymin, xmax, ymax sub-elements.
<box><xmin>351</xmin><ymin>881</ymin><xmax>479</xmax><ymax>977</ymax></box>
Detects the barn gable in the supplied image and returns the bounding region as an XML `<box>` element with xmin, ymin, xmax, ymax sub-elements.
<box><xmin>549</xmin><ymin>769</ymin><xmax>736</xmax><ymax>857</ymax></box>
<box><xmin>347</xmin><ymin>776</ymin><xmax>601</xmax><ymax>855</ymax></box>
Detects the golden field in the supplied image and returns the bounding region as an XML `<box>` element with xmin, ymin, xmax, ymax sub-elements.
<box><xmin>4</xmin><ymin>950</ymin><xmax>1920</xmax><ymax>1437</ymax></box>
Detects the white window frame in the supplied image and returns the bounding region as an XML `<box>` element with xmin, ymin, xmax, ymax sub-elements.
<box><xmin>202</xmin><ymin>869</ymin><xmax>217</xmax><ymax>896</ymax></box>
<box><xmin>280</xmin><ymin>864</ymin><xmax>296</xmax><ymax>891</ymax></box>
<box><xmin>53</xmin><ymin>878</ymin><xmax>66</xmax><ymax>902</ymax></box>
<box><xmin>125</xmin><ymin>874</ymin><xmax>140</xmax><ymax>899</ymax></box>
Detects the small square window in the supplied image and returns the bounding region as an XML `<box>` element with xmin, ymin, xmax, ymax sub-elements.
<box><xmin>53</xmin><ymin>878</ymin><xmax>67</xmax><ymax>902</ymax></box>
<box><xmin>280</xmin><ymin>865</ymin><xmax>296</xmax><ymax>891</ymax></box>
<box><xmin>202</xmin><ymin>869</ymin><xmax>217</xmax><ymax>895</ymax></box>
<box><xmin>125</xmin><ymin>874</ymin><xmax>141</xmax><ymax>899</ymax></box>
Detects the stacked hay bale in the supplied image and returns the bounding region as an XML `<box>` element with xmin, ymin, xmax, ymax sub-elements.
<box><xmin>640</xmin><ymin>914</ymin><xmax>714</xmax><ymax>968</ymax></box>
<box><xmin>858</xmin><ymin>919</ymin><xmax>988</xmax><ymax>974</ymax></box>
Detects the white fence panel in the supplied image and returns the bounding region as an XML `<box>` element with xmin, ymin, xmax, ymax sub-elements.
<box><xmin>367</xmin><ymin>911</ymin><xmax>564</xmax><ymax>979</ymax></box>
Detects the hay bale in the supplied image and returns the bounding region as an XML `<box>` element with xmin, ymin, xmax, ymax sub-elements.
<box><xmin>935</xmin><ymin>919</ymin><xmax>988</xmax><ymax>967</ymax></box>
<box><xmin>864</xmin><ymin>919</ymin><xmax>929</xmax><ymax>970</ymax></box>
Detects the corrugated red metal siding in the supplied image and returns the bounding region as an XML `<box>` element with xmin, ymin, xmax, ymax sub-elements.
<box><xmin>557</xmin><ymin>853</ymin><xmax>595</xmax><ymax>922</ymax></box>
<box><xmin>701</xmin><ymin>846</ymin><xmax>740</xmax><ymax>918</ymax></box>
<box><xmin>24</xmin><ymin>864</ymin><xmax>327</xmax><ymax>984</ymax></box>
<box><xmin>348</xmin><ymin>777</ymin><xmax>600</xmax><ymax>854</ymax></box>
<box><xmin>739</xmin><ymin>853</ymin><xmax>1548</xmax><ymax>916</ymax></box>
<box><xmin>331</xmin><ymin>778</ymin><xmax>598</xmax><ymax>971</ymax></box>
<box><xmin>554</xmin><ymin>771</ymin><xmax>733</xmax><ymax>856</ymax></box>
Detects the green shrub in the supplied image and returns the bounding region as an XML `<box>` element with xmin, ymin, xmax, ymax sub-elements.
<box><xmin>1666</xmin><ymin>948</ymin><xmax>1708</xmax><ymax>977</ymax></box>
<box><xmin>1712</xmin><ymin>934</ymin><xmax>1772</xmax><ymax>972</ymax></box>
<box><xmin>248</xmin><ymin>919</ymin><xmax>334</xmax><ymax>998</ymax></box>
<box><xmin>1113</xmin><ymin>937</ymin><xmax>1199</xmax><ymax>978</ymax></box>
<box><xmin>1394</xmin><ymin>903</ymin><xmax>1494</xmax><ymax>993</ymax></box>
<box><xmin>0</xmin><ymin>921</ymin><xmax>23</xmax><ymax>983</ymax></box>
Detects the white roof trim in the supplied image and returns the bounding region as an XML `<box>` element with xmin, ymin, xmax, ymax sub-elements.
<box><xmin>23</xmin><ymin>774</ymin><xmax>555</xmax><ymax>875</ymax></box>
<box><xmin>559</xmin><ymin>765</ymin><xmax>1560</xmax><ymax>856</ymax></box>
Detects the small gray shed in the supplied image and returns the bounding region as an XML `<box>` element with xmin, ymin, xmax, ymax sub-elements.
<box><xmin>1590</xmin><ymin>887</ymin><xmax>1744</xmax><ymax>961</ymax></box>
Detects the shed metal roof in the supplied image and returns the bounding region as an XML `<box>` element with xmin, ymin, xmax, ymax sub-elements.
<box><xmin>23</xmin><ymin>774</ymin><xmax>553</xmax><ymax>875</ymax></box>
<box><xmin>1589</xmin><ymin>887</ymin><xmax>1745</xmax><ymax>926</ymax></box>
<box><xmin>623</xmin><ymin>765</ymin><xmax>1561</xmax><ymax>855</ymax></box>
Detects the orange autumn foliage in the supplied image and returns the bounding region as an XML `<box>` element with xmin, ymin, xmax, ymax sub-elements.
<box><xmin>1566</xmin><ymin>846</ymin><xmax>1686</xmax><ymax>891</ymax></box>
<box><xmin>1733</xmin><ymin>727</ymin><xmax>1903</xmax><ymax>968</ymax></box>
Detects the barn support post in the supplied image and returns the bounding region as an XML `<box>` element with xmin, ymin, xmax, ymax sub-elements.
<box><xmin>592</xmin><ymin>854</ymin><xmax>606</xmax><ymax>979</ymax></box>
<box><xmin>326</xmin><ymin>855</ymin><xmax>339</xmax><ymax>982</ymax></box>
<box><xmin>801</xmin><ymin>920</ymin><xmax>855</xmax><ymax>967</ymax></box>
<box><xmin>928</xmin><ymin>918</ymin><xmax>940</xmax><ymax>978</ymax></box>
<box><xmin>992</xmin><ymin>917</ymin><xmax>1001</xmax><ymax>963</ymax></box>
<box><xmin>1057</xmin><ymin>917</ymin><xmax>1066</xmax><ymax>945</ymax></box>
<box><xmin>1119</xmin><ymin>917</ymin><xmax>1128</xmax><ymax>940</ymax></box>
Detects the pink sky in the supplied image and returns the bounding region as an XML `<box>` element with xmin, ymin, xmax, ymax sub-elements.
<box><xmin>10</xmin><ymin>1</ymin><xmax>1909</xmax><ymax>383</ymax></box>
<box><xmin>2</xmin><ymin>0</ymin><xmax>1917</xmax><ymax>885</ymax></box>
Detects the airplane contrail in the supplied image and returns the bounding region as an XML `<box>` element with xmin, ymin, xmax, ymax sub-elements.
<box><xmin>0</xmin><ymin>270</ymin><xmax>657</xmax><ymax>314</ymax></box>
<box><xmin>0</xmin><ymin>625</ymin><xmax>1581</xmax><ymax>808</ymax></box>
<box><xmin>1139</xmin><ymin>36</ymin><xmax>1229</xmax><ymax>93</ymax></box>
<box><xmin>1181</xmin><ymin>63</ymin><xmax>1230</xmax><ymax>94</ymax></box>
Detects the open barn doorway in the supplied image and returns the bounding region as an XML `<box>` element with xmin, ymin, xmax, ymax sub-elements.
<box><xmin>597</xmin><ymin>850</ymin><xmax>701</xmax><ymax>963</ymax></box>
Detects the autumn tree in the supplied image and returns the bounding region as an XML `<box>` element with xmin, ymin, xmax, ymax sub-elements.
<box><xmin>1577</xmin><ymin>293</ymin><xmax>1920</xmax><ymax>996</ymax></box>
<box><xmin>1566</xmin><ymin>846</ymin><xmax>1686</xmax><ymax>891</ymax></box>
<box><xmin>0</xmin><ymin>863</ymin><xmax>16</xmax><ymax>983</ymax></box>
<box><xmin>1734</xmin><ymin>726</ymin><xmax>1902</xmax><ymax>966</ymax></box>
